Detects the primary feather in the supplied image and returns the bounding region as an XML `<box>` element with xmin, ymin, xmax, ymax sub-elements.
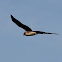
<box><xmin>11</xmin><ymin>15</ymin><xmax>32</xmax><ymax>31</ymax></box>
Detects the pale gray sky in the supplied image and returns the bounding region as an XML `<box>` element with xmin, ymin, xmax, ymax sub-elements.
<box><xmin>0</xmin><ymin>0</ymin><xmax>62</xmax><ymax>62</ymax></box>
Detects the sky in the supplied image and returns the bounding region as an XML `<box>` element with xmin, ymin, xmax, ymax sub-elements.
<box><xmin>0</xmin><ymin>0</ymin><xmax>62</xmax><ymax>62</ymax></box>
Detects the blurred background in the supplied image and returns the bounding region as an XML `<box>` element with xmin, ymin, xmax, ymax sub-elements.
<box><xmin>0</xmin><ymin>0</ymin><xmax>62</xmax><ymax>62</ymax></box>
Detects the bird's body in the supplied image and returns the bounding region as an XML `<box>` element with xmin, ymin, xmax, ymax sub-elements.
<box><xmin>11</xmin><ymin>15</ymin><xmax>57</xmax><ymax>36</ymax></box>
<box><xmin>24</xmin><ymin>31</ymin><xmax>37</xmax><ymax>36</ymax></box>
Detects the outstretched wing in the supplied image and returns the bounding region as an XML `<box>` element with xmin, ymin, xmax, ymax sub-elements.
<box><xmin>11</xmin><ymin>15</ymin><xmax>32</xmax><ymax>31</ymax></box>
<box><xmin>33</xmin><ymin>31</ymin><xmax>57</xmax><ymax>35</ymax></box>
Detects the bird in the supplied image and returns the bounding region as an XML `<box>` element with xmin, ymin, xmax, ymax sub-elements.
<box><xmin>11</xmin><ymin>15</ymin><xmax>57</xmax><ymax>36</ymax></box>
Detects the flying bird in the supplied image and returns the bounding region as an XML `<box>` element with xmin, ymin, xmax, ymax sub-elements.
<box><xmin>11</xmin><ymin>15</ymin><xmax>57</xmax><ymax>36</ymax></box>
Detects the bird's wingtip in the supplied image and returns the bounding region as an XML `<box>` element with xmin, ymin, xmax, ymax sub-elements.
<box><xmin>10</xmin><ymin>15</ymin><xmax>13</xmax><ymax>18</ymax></box>
<box><xmin>11</xmin><ymin>15</ymin><xmax>12</xmax><ymax>17</ymax></box>
<box><xmin>53</xmin><ymin>33</ymin><xmax>59</xmax><ymax>35</ymax></box>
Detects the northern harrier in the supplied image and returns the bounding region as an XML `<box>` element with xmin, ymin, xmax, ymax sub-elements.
<box><xmin>11</xmin><ymin>15</ymin><xmax>57</xmax><ymax>36</ymax></box>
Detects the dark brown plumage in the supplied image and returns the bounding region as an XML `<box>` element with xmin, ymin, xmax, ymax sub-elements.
<box><xmin>11</xmin><ymin>15</ymin><xmax>57</xmax><ymax>36</ymax></box>
<box><xmin>11</xmin><ymin>15</ymin><xmax>32</xmax><ymax>31</ymax></box>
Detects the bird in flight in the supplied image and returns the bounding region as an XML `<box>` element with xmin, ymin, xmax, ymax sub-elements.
<box><xmin>11</xmin><ymin>15</ymin><xmax>57</xmax><ymax>36</ymax></box>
